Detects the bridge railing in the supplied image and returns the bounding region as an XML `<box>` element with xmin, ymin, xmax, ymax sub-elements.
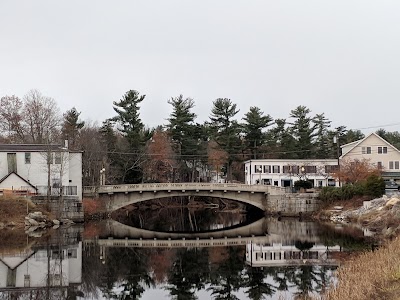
<box><xmin>83</xmin><ymin>182</ymin><xmax>287</xmax><ymax>195</ymax></box>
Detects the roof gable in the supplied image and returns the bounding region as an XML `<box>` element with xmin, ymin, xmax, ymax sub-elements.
<box><xmin>340</xmin><ymin>132</ymin><xmax>400</xmax><ymax>158</ymax></box>
<box><xmin>0</xmin><ymin>172</ymin><xmax>37</xmax><ymax>190</ymax></box>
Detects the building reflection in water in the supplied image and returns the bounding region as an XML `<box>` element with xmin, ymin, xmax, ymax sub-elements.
<box><xmin>0</xmin><ymin>226</ymin><xmax>83</xmax><ymax>300</ymax></box>
<box><xmin>246</xmin><ymin>242</ymin><xmax>341</xmax><ymax>267</ymax></box>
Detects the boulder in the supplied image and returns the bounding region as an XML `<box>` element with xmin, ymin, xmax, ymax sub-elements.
<box><xmin>52</xmin><ymin>219</ymin><xmax>60</xmax><ymax>226</ymax></box>
<box><xmin>386</xmin><ymin>197</ymin><xmax>400</xmax><ymax>207</ymax></box>
<box><xmin>27</xmin><ymin>218</ymin><xmax>39</xmax><ymax>226</ymax></box>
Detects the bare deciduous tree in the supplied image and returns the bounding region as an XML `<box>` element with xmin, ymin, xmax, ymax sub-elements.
<box><xmin>22</xmin><ymin>89</ymin><xmax>61</xmax><ymax>143</ymax></box>
<box><xmin>0</xmin><ymin>95</ymin><xmax>24</xmax><ymax>142</ymax></box>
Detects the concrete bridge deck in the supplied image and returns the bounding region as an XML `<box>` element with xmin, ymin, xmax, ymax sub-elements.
<box><xmin>83</xmin><ymin>182</ymin><xmax>286</xmax><ymax>196</ymax></box>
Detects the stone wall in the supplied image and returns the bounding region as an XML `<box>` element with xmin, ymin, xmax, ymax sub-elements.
<box><xmin>267</xmin><ymin>193</ymin><xmax>320</xmax><ymax>216</ymax></box>
<box><xmin>30</xmin><ymin>196</ymin><xmax>84</xmax><ymax>222</ymax></box>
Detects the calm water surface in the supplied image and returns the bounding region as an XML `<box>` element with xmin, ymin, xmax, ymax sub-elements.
<box><xmin>0</xmin><ymin>197</ymin><xmax>374</xmax><ymax>300</ymax></box>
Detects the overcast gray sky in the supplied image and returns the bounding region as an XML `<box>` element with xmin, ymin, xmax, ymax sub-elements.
<box><xmin>1</xmin><ymin>0</ymin><xmax>400</xmax><ymax>133</ymax></box>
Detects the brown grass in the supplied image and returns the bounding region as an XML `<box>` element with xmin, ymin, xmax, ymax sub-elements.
<box><xmin>0</xmin><ymin>195</ymin><xmax>52</xmax><ymax>226</ymax></box>
<box><xmin>321</xmin><ymin>236</ymin><xmax>400</xmax><ymax>300</ymax></box>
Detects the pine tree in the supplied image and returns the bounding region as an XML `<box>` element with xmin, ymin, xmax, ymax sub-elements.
<box><xmin>209</xmin><ymin>98</ymin><xmax>242</xmax><ymax>181</ymax></box>
<box><xmin>242</xmin><ymin>106</ymin><xmax>273</xmax><ymax>159</ymax></box>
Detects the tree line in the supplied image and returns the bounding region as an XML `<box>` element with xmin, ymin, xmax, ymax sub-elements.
<box><xmin>1</xmin><ymin>89</ymin><xmax>400</xmax><ymax>185</ymax></box>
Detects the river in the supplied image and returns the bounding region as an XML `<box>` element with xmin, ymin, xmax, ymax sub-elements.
<box><xmin>0</xmin><ymin>197</ymin><xmax>375</xmax><ymax>300</ymax></box>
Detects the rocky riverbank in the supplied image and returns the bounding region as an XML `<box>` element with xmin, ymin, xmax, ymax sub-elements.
<box><xmin>312</xmin><ymin>193</ymin><xmax>400</xmax><ymax>299</ymax></box>
<box><xmin>0</xmin><ymin>196</ymin><xmax>74</xmax><ymax>237</ymax></box>
<box><xmin>315</xmin><ymin>193</ymin><xmax>400</xmax><ymax>240</ymax></box>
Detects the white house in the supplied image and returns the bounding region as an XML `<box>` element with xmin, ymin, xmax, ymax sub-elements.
<box><xmin>0</xmin><ymin>144</ymin><xmax>83</xmax><ymax>200</ymax></box>
<box><xmin>0</xmin><ymin>242</ymin><xmax>82</xmax><ymax>290</ymax></box>
<box><xmin>340</xmin><ymin>132</ymin><xmax>400</xmax><ymax>184</ymax></box>
<box><xmin>244</xmin><ymin>159</ymin><xmax>339</xmax><ymax>188</ymax></box>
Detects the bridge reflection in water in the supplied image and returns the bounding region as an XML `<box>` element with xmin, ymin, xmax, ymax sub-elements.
<box><xmin>84</xmin><ymin>217</ymin><xmax>342</xmax><ymax>267</ymax></box>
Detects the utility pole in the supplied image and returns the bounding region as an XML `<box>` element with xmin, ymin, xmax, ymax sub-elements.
<box><xmin>334</xmin><ymin>134</ymin><xmax>341</xmax><ymax>186</ymax></box>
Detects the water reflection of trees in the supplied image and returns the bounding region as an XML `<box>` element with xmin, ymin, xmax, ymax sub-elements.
<box><xmin>82</xmin><ymin>245</ymin><xmax>337</xmax><ymax>300</ymax></box>
<box><xmin>113</xmin><ymin>197</ymin><xmax>263</xmax><ymax>233</ymax></box>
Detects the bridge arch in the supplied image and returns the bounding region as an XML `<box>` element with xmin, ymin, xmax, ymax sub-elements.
<box><xmin>101</xmin><ymin>190</ymin><xmax>268</xmax><ymax>212</ymax></box>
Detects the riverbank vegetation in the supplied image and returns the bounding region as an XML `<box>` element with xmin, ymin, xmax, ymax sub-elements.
<box><xmin>322</xmin><ymin>236</ymin><xmax>400</xmax><ymax>300</ymax></box>
<box><xmin>0</xmin><ymin>195</ymin><xmax>35</xmax><ymax>226</ymax></box>
<box><xmin>0</xmin><ymin>195</ymin><xmax>51</xmax><ymax>227</ymax></box>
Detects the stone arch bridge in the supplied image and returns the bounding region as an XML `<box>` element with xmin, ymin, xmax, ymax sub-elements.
<box><xmin>83</xmin><ymin>182</ymin><xmax>320</xmax><ymax>214</ymax></box>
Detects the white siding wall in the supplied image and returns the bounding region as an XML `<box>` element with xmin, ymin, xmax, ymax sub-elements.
<box><xmin>69</xmin><ymin>153</ymin><xmax>83</xmax><ymax>200</ymax></box>
<box><xmin>244</xmin><ymin>159</ymin><xmax>339</xmax><ymax>187</ymax></box>
<box><xmin>0</xmin><ymin>150</ymin><xmax>82</xmax><ymax>200</ymax></box>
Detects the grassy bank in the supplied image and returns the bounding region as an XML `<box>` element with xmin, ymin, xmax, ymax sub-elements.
<box><xmin>322</xmin><ymin>236</ymin><xmax>400</xmax><ymax>300</ymax></box>
<box><xmin>0</xmin><ymin>195</ymin><xmax>50</xmax><ymax>227</ymax></box>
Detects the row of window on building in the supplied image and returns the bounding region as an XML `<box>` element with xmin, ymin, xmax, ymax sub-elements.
<box><xmin>376</xmin><ymin>161</ymin><xmax>400</xmax><ymax>170</ymax></box>
<box><xmin>254</xmin><ymin>251</ymin><xmax>320</xmax><ymax>261</ymax></box>
<box><xmin>250</xmin><ymin>165</ymin><xmax>339</xmax><ymax>174</ymax></box>
<box><xmin>362</xmin><ymin>146</ymin><xmax>388</xmax><ymax>154</ymax></box>
<box><xmin>20</xmin><ymin>152</ymin><xmax>64</xmax><ymax>165</ymax></box>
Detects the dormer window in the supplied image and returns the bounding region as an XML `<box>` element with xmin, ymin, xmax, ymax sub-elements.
<box><xmin>378</xmin><ymin>146</ymin><xmax>387</xmax><ymax>154</ymax></box>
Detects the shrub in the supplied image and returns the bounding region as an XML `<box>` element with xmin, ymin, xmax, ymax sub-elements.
<box><xmin>319</xmin><ymin>184</ymin><xmax>359</xmax><ymax>202</ymax></box>
<box><xmin>364</xmin><ymin>174</ymin><xmax>385</xmax><ymax>198</ymax></box>
<box><xmin>294</xmin><ymin>180</ymin><xmax>313</xmax><ymax>190</ymax></box>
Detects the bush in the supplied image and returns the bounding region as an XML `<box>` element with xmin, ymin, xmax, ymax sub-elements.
<box><xmin>364</xmin><ymin>174</ymin><xmax>385</xmax><ymax>198</ymax></box>
<box><xmin>318</xmin><ymin>175</ymin><xmax>385</xmax><ymax>202</ymax></box>
<box><xmin>294</xmin><ymin>180</ymin><xmax>313</xmax><ymax>190</ymax></box>
<box><xmin>319</xmin><ymin>184</ymin><xmax>358</xmax><ymax>202</ymax></box>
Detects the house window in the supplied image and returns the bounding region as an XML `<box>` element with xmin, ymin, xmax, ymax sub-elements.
<box><xmin>7</xmin><ymin>153</ymin><xmax>17</xmax><ymax>173</ymax></box>
<box><xmin>325</xmin><ymin>165</ymin><xmax>339</xmax><ymax>173</ymax></box>
<box><xmin>54</xmin><ymin>153</ymin><xmax>62</xmax><ymax>164</ymax></box>
<box><xmin>254</xmin><ymin>165</ymin><xmax>263</xmax><ymax>173</ymax></box>
<box><xmin>396</xmin><ymin>161</ymin><xmax>400</xmax><ymax>170</ymax></box>
<box><xmin>378</xmin><ymin>146</ymin><xmax>388</xmax><ymax>154</ymax></box>
<box><xmin>328</xmin><ymin>179</ymin><xmax>336</xmax><ymax>186</ymax></box>
<box><xmin>283</xmin><ymin>165</ymin><xmax>299</xmax><ymax>174</ymax></box>
<box><xmin>25</xmin><ymin>153</ymin><xmax>31</xmax><ymax>164</ymax></box>
<box><xmin>362</xmin><ymin>147</ymin><xmax>371</xmax><ymax>154</ymax></box>
<box><xmin>263</xmin><ymin>165</ymin><xmax>271</xmax><ymax>173</ymax></box>
<box><xmin>389</xmin><ymin>161</ymin><xmax>394</xmax><ymax>169</ymax></box>
<box><xmin>263</xmin><ymin>179</ymin><xmax>271</xmax><ymax>185</ymax></box>
<box><xmin>272</xmin><ymin>165</ymin><xmax>280</xmax><ymax>173</ymax></box>
<box><xmin>304</xmin><ymin>166</ymin><xmax>317</xmax><ymax>173</ymax></box>
<box><xmin>377</xmin><ymin>162</ymin><xmax>383</xmax><ymax>169</ymax></box>
<box><xmin>24</xmin><ymin>275</ymin><xmax>30</xmax><ymax>287</ymax></box>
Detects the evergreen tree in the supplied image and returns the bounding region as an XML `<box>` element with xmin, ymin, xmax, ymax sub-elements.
<box><xmin>288</xmin><ymin>106</ymin><xmax>316</xmax><ymax>159</ymax></box>
<box><xmin>209</xmin><ymin>98</ymin><xmax>242</xmax><ymax>182</ymax></box>
<box><xmin>344</xmin><ymin>129</ymin><xmax>364</xmax><ymax>144</ymax></box>
<box><xmin>376</xmin><ymin>129</ymin><xmax>400</xmax><ymax>149</ymax></box>
<box><xmin>267</xmin><ymin>119</ymin><xmax>297</xmax><ymax>159</ymax></box>
<box><xmin>110</xmin><ymin>90</ymin><xmax>145</xmax><ymax>149</ymax></box>
<box><xmin>61</xmin><ymin>107</ymin><xmax>85</xmax><ymax>149</ymax></box>
<box><xmin>242</xmin><ymin>106</ymin><xmax>273</xmax><ymax>159</ymax></box>
<box><xmin>167</xmin><ymin>95</ymin><xmax>207</xmax><ymax>181</ymax></box>
<box><xmin>313</xmin><ymin>113</ymin><xmax>331</xmax><ymax>158</ymax></box>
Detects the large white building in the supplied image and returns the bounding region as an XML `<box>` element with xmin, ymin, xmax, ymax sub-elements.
<box><xmin>244</xmin><ymin>159</ymin><xmax>339</xmax><ymax>188</ymax></box>
<box><xmin>0</xmin><ymin>144</ymin><xmax>83</xmax><ymax>200</ymax></box>
<box><xmin>244</xmin><ymin>133</ymin><xmax>400</xmax><ymax>188</ymax></box>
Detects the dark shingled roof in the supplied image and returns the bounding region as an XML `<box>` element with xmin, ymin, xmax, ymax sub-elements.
<box><xmin>0</xmin><ymin>144</ymin><xmax>65</xmax><ymax>152</ymax></box>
